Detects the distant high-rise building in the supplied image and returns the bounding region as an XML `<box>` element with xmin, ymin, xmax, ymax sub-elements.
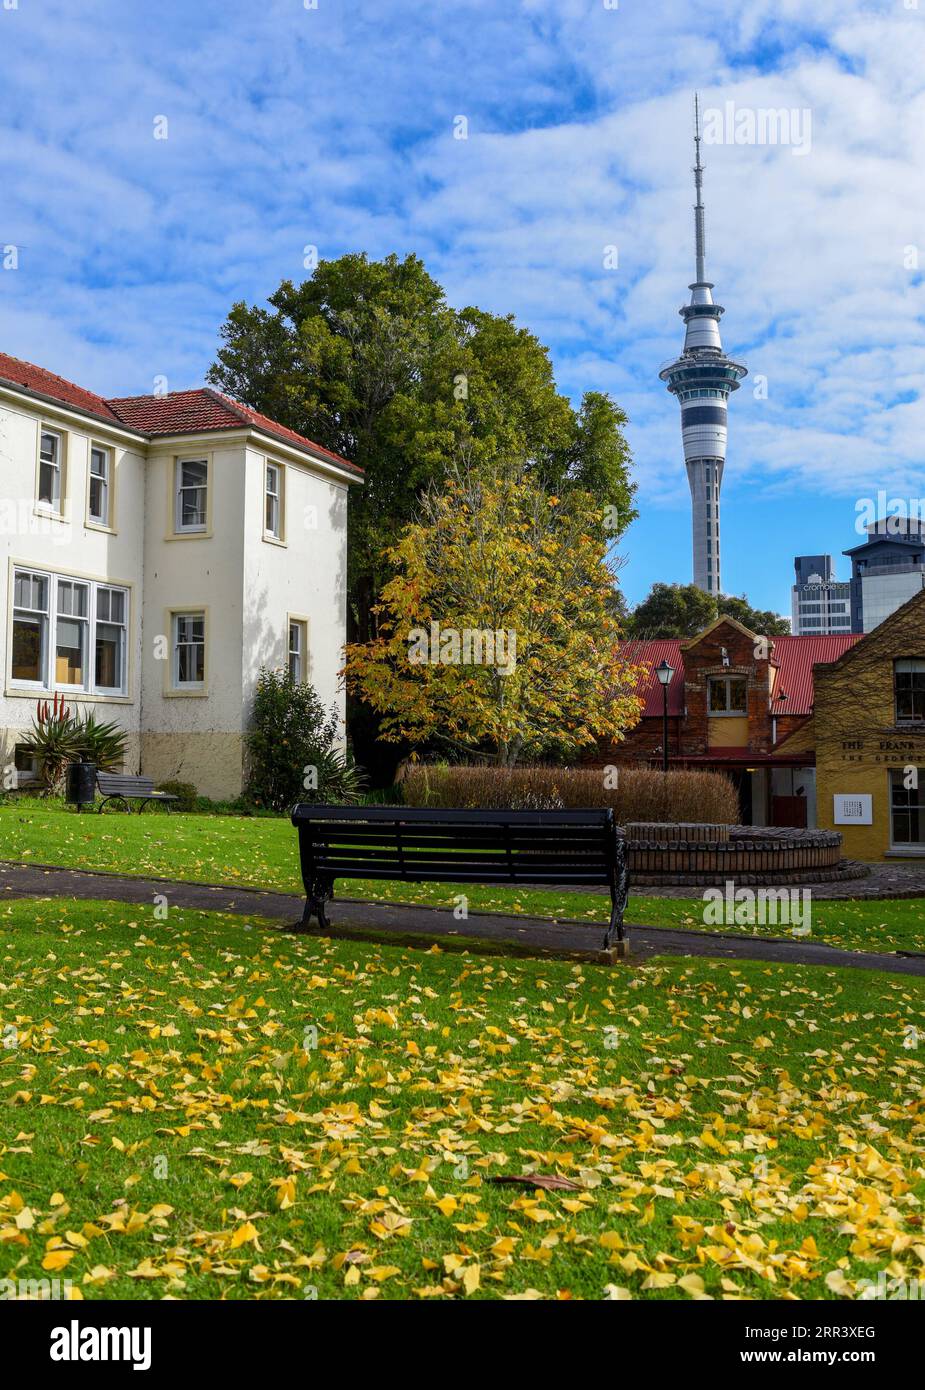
<box><xmin>844</xmin><ymin>520</ymin><xmax>925</xmax><ymax>632</ymax></box>
<box><xmin>660</xmin><ymin>94</ymin><xmax>747</xmax><ymax>596</ymax></box>
<box><xmin>791</xmin><ymin>555</ymin><xmax>852</xmax><ymax>635</ymax></box>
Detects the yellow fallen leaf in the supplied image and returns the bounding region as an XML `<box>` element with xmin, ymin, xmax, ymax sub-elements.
<box><xmin>42</xmin><ymin>1250</ymin><xmax>75</xmax><ymax>1271</ymax></box>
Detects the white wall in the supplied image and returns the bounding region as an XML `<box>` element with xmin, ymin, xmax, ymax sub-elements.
<box><xmin>242</xmin><ymin>446</ymin><xmax>349</xmax><ymax>742</ymax></box>
<box><xmin>0</xmin><ymin>397</ymin><xmax>146</xmax><ymax>765</ymax></box>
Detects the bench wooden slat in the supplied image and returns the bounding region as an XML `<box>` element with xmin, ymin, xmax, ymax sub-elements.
<box><xmin>291</xmin><ymin>803</ymin><xmax>628</xmax><ymax>952</ymax></box>
<box><xmin>295</xmin><ymin>805</ymin><xmax>612</xmax><ymax>826</ymax></box>
<box><xmin>303</xmin><ymin>829</ymin><xmax>609</xmax><ymax>849</ymax></box>
<box><xmin>95</xmin><ymin>772</ymin><xmax>177</xmax><ymax>811</ymax></box>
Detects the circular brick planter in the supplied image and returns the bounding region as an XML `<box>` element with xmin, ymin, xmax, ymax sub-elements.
<box><xmin>624</xmin><ymin>823</ymin><xmax>868</xmax><ymax>886</ymax></box>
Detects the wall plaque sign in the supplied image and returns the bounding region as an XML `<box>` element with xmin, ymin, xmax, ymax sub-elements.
<box><xmin>833</xmin><ymin>793</ymin><xmax>873</xmax><ymax>825</ymax></box>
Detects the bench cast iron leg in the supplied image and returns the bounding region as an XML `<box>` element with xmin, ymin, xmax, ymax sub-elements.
<box><xmin>288</xmin><ymin>877</ymin><xmax>333</xmax><ymax>933</ymax></box>
<box><xmin>602</xmin><ymin>850</ymin><xmax>630</xmax><ymax>959</ymax></box>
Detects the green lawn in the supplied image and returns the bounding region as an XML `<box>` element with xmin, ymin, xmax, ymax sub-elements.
<box><xmin>1</xmin><ymin>897</ymin><xmax>923</xmax><ymax>1301</ymax></box>
<box><xmin>2</xmin><ymin>802</ymin><xmax>924</xmax><ymax>954</ymax></box>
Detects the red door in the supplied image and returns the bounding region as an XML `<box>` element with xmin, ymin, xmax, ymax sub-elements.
<box><xmin>771</xmin><ymin>795</ymin><xmax>807</xmax><ymax>828</ymax></box>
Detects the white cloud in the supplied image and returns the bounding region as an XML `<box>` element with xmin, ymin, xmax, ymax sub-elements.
<box><xmin>0</xmin><ymin>0</ymin><xmax>923</xmax><ymax>606</ymax></box>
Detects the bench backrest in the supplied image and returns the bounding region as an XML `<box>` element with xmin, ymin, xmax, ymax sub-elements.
<box><xmin>291</xmin><ymin>805</ymin><xmax>622</xmax><ymax>886</ymax></box>
<box><xmin>97</xmin><ymin>773</ymin><xmax>155</xmax><ymax>796</ymax></box>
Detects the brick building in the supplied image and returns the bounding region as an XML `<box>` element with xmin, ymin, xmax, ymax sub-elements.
<box><xmin>598</xmin><ymin>616</ymin><xmax>859</xmax><ymax>827</ymax></box>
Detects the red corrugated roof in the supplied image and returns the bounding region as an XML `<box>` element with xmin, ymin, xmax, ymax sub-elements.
<box><xmin>769</xmin><ymin>634</ymin><xmax>861</xmax><ymax>714</ymax></box>
<box><xmin>0</xmin><ymin>352</ymin><xmax>362</xmax><ymax>476</ymax></box>
<box><xmin>620</xmin><ymin>639</ymin><xmax>686</xmax><ymax>716</ymax></box>
<box><xmin>623</xmin><ymin>633</ymin><xmax>862</xmax><ymax>719</ymax></box>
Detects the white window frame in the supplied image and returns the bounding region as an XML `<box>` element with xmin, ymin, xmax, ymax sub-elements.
<box><xmin>54</xmin><ymin>578</ymin><xmax>90</xmax><ymax>691</ymax></box>
<box><xmin>11</xmin><ymin>569</ymin><xmax>50</xmax><ymax>688</ymax></box>
<box><xmin>94</xmin><ymin>585</ymin><xmax>128</xmax><ymax>696</ymax></box>
<box><xmin>707</xmin><ymin>674</ymin><xmax>747</xmax><ymax>716</ymax></box>
<box><xmin>172</xmin><ymin>611</ymin><xmax>206</xmax><ymax>690</ymax></box>
<box><xmin>174</xmin><ymin>458</ymin><xmax>209</xmax><ymax>533</ymax></box>
<box><xmin>88</xmin><ymin>444</ymin><xmax>112</xmax><ymax>527</ymax></box>
<box><xmin>9</xmin><ymin>566</ymin><xmax>129</xmax><ymax>696</ymax></box>
<box><xmin>288</xmin><ymin>617</ymin><xmax>307</xmax><ymax>683</ymax></box>
<box><xmin>37</xmin><ymin>428</ymin><xmax>64</xmax><ymax>513</ymax></box>
<box><xmin>265</xmin><ymin>462</ymin><xmax>282</xmax><ymax>540</ymax></box>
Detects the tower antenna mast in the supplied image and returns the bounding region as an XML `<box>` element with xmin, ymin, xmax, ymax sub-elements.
<box><xmin>693</xmin><ymin>92</ymin><xmax>706</xmax><ymax>284</ymax></box>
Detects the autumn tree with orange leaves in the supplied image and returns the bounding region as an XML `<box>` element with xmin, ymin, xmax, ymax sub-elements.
<box><xmin>343</xmin><ymin>460</ymin><xmax>644</xmax><ymax>766</ymax></box>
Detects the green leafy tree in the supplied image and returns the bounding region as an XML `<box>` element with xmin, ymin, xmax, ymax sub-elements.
<box><xmin>627</xmin><ymin>582</ymin><xmax>790</xmax><ymax>639</ymax></box>
<box><xmin>208</xmin><ymin>253</ymin><xmax>637</xmax><ymax>637</ymax></box>
<box><xmin>627</xmin><ymin>583</ymin><xmax>718</xmax><ymax>639</ymax></box>
<box><xmin>718</xmin><ymin>594</ymin><xmax>791</xmax><ymax>636</ymax></box>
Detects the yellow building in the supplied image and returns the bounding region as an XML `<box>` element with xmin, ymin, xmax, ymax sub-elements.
<box><xmin>813</xmin><ymin>588</ymin><xmax>925</xmax><ymax>862</ymax></box>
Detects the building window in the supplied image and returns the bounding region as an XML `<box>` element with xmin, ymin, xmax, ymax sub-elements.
<box><xmin>288</xmin><ymin>618</ymin><xmax>307</xmax><ymax>683</ymax></box>
<box><xmin>13</xmin><ymin>744</ymin><xmax>40</xmax><ymax>786</ymax></box>
<box><xmin>173</xmin><ymin>612</ymin><xmax>205</xmax><ymax>688</ymax></box>
<box><xmin>9</xmin><ymin>568</ymin><xmax>128</xmax><ymax>694</ymax></box>
<box><xmin>175</xmin><ymin>459</ymin><xmax>208</xmax><ymax>532</ymax></box>
<box><xmin>38</xmin><ymin>429</ymin><xmax>63</xmax><ymax>511</ymax></box>
<box><xmin>88</xmin><ymin>445</ymin><xmax>111</xmax><ymax>526</ymax></box>
<box><xmin>95</xmin><ymin>586</ymin><xmax>127</xmax><ymax>693</ymax></box>
<box><xmin>895</xmin><ymin>659</ymin><xmax>925</xmax><ymax>723</ymax></box>
<box><xmin>890</xmin><ymin>768</ymin><xmax>925</xmax><ymax>845</ymax></box>
<box><xmin>708</xmin><ymin>675</ymin><xmax>747</xmax><ymax>714</ymax></box>
<box><xmin>55</xmin><ymin>579</ymin><xmax>89</xmax><ymax>687</ymax></box>
<box><xmin>265</xmin><ymin>462</ymin><xmax>282</xmax><ymax>539</ymax></box>
<box><xmin>12</xmin><ymin>570</ymin><xmax>49</xmax><ymax>683</ymax></box>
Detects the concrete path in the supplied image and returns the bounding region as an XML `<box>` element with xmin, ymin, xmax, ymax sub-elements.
<box><xmin>2</xmin><ymin>859</ymin><xmax>924</xmax><ymax>977</ymax></box>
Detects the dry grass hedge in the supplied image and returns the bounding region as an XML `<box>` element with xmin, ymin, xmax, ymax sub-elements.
<box><xmin>397</xmin><ymin>763</ymin><xmax>739</xmax><ymax>826</ymax></box>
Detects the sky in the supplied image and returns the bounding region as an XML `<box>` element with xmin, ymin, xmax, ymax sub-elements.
<box><xmin>1</xmin><ymin>0</ymin><xmax>924</xmax><ymax>618</ymax></box>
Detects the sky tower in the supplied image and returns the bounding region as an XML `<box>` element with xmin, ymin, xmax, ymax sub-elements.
<box><xmin>659</xmin><ymin>94</ymin><xmax>747</xmax><ymax>595</ymax></box>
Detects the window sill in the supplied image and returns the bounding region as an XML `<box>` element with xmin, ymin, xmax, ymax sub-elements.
<box><xmin>85</xmin><ymin>519</ymin><xmax>116</xmax><ymax>535</ymax></box>
<box><xmin>5</xmin><ymin>686</ymin><xmax>132</xmax><ymax>704</ymax></box>
<box><xmin>886</xmin><ymin>847</ymin><xmax>925</xmax><ymax>858</ymax></box>
<box><xmin>164</xmin><ymin>530</ymin><xmax>213</xmax><ymax>542</ymax></box>
<box><xmin>262</xmin><ymin>533</ymin><xmax>287</xmax><ymax>548</ymax></box>
<box><xmin>33</xmin><ymin>505</ymin><xmax>67</xmax><ymax>523</ymax></box>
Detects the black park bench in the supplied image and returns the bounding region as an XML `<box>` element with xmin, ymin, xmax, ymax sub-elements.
<box><xmin>290</xmin><ymin>805</ymin><xmax>629</xmax><ymax>957</ymax></box>
<box><xmin>96</xmin><ymin>773</ymin><xmax>178</xmax><ymax>813</ymax></box>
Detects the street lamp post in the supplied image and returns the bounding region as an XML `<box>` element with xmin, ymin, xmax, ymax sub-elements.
<box><xmin>656</xmin><ymin>659</ymin><xmax>675</xmax><ymax>774</ymax></box>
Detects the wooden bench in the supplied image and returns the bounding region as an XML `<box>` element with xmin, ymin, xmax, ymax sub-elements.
<box><xmin>290</xmin><ymin>805</ymin><xmax>629</xmax><ymax>955</ymax></box>
<box><xmin>96</xmin><ymin>773</ymin><xmax>178</xmax><ymax>813</ymax></box>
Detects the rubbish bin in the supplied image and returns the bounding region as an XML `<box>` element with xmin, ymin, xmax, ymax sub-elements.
<box><xmin>66</xmin><ymin>760</ymin><xmax>97</xmax><ymax>812</ymax></box>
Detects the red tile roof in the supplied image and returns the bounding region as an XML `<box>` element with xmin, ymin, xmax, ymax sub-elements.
<box><xmin>623</xmin><ymin>632</ymin><xmax>861</xmax><ymax>719</ymax></box>
<box><xmin>0</xmin><ymin>352</ymin><xmax>362</xmax><ymax>476</ymax></box>
<box><xmin>0</xmin><ymin>351</ymin><xmax>122</xmax><ymax>424</ymax></box>
<box><xmin>104</xmin><ymin>388</ymin><xmax>235</xmax><ymax>436</ymax></box>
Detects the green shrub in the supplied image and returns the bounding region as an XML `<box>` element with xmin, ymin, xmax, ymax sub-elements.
<box><xmin>244</xmin><ymin>668</ymin><xmax>365</xmax><ymax>812</ymax></box>
<box><xmin>156</xmin><ymin>780</ymin><xmax>198</xmax><ymax>811</ymax></box>
<box><xmin>76</xmin><ymin>712</ymin><xmax>128</xmax><ymax>771</ymax></box>
<box><xmin>397</xmin><ymin>762</ymin><xmax>739</xmax><ymax>825</ymax></box>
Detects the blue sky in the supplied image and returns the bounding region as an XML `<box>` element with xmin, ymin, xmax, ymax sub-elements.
<box><xmin>2</xmin><ymin>0</ymin><xmax>924</xmax><ymax>617</ymax></box>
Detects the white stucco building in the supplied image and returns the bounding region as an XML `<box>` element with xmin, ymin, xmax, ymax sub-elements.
<box><xmin>0</xmin><ymin>352</ymin><xmax>362</xmax><ymax>799</ymax></box>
